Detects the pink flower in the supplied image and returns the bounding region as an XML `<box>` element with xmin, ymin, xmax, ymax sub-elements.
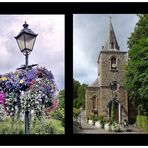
<box><xmin>0</xmin><ymin>92</ymin><xmax>5</xmax><ymax>104</ymax></box>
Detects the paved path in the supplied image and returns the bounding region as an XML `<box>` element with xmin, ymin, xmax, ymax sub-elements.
<box><xmin>73</xmin><ymin>110</ymin><xmax>145</xmax><ymax>134</ymax></box>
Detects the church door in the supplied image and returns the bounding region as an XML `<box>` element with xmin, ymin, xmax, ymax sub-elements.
<box><xmin>114</xmin><ymin>101</ymin><xmax>119</xmax><ymax>121</ymax></box>
<box><xmin>108</xmin><ymin>100</ymin><xmax>120</xmax><ymax>122</ymax></box>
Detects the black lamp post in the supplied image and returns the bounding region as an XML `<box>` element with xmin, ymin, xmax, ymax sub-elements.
<box><xmin>15</xmin><ymin>21</ymin><xmax>38</xmax><ymax>134</ymax></box>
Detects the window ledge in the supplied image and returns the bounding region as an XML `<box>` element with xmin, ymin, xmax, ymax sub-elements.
<box><xmin>110</xmin><ymin>69</ymin><xmax>118</xmax><ymax>72</ymax></box>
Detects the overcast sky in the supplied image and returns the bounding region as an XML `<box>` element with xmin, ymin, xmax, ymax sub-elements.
<box><xmin>73</xmin><ymin>14</ymin><xmax>139</xmax><ymax>85</ymax></box>
<box><xmin>0</xmin><ymin>15</ymin><xmax>64</xmax><ymax>90</ymax></box>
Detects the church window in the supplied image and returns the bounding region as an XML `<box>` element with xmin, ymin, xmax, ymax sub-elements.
<box><xmin>110</xmin><ymin>81</ymin><xmax>119</xmax><ymax>91</ymax></box>
<box><xmin>110</xmin><ymin>81</ymin><xmax>118</xmax><ymax>91</ymax></box>
<box><xmin>91</xmin><ymin>95</ymin><xmax>96</xmax><ymax>110</ymax></box>
<box><xmin>111</xmin><ymin>56</ymin><xmax>117</xmax><ymax>70</ymax></box>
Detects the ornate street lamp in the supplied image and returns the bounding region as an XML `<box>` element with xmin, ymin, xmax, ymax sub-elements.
<box><xmin>15</xmin><ymin>21</ymin><xmax>38</xmax><ymax>67</ymax></box>
<box><xmin>15</xmin><ymin>21</ymin><xmax>38</xmax><ymax>134</ymax></box>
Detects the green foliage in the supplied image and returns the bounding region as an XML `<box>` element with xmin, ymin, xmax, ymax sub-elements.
<box><xmin>111</xmin><ymin>101</ymin><xmax>115</xmax><ymax>121</ymax></box>
<box><xmin>57</xmin><ymin>89</ymin><xmax>65</xmax><ymax>109</ymax></box>
<box><xmin>98</xmin><ymin>114</ymin><xmax>105</xmax><ymax>125</ymax></box>
<box><xmin>136</xmin><ymin>115</ymin><xmax>148</xmax><ymax>133</ymax></box>
<box><xmin>0</xmin><ymin>117</ymin><xmax>64</xmax><ymax>134</ymax></box>
<box><xmin>126</xmin><ymin>14</ymin><xmax>148</xmax><ymax>114</ymax></box>
<box><xmin>30</xmin><ymin>119</ymin><xmax>64</xmax><ymax>134</ymax></box>
<box><xmin>0</xmin><ymin>117</ymin><xmax>24</xmax><ymax>134</ymax></box>
<box><xmin>88</xmin><ymin>112</ymin><xmax>95</xmax><ymax>120</ymax></box>
<box><xmin>73</xmin><ymin>79</ymin><xmax>81</xmax><ymax>100</ymax></box>
<box><xmin>51</xmin><ymin>108</ymin><xmax>64</xmax><ymax>126</ymax></box>
<box><xmin>73</xmin><ymin>79</ymin><xmax>88</xmax><ymax>109</ymax></box>
<box><xmin>128</xmin><ymin>14</ymin><xmax>148</xmax><ymax>49</ymax></box>
<box><xmin>93</xmin><ymin>114</ymin><xmax>98</xmax><ymax>122</ymax></box>
<box><xmin>73</xmin><ymin>108</ymin><xmax>80</xmax><ymax>119</ymax></box>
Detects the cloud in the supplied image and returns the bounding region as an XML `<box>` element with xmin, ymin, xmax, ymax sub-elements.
<box><xmin>73</xmin><ymin>14</ymin><xmax>139</xmax><ymax>85</ymax></box>
<box><xmin>0</xmin><ymin>15</ymin><xmax>64</xmax><ymax>90</ymax></box>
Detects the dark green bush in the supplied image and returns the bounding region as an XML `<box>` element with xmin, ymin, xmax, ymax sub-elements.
<box><xmin>136</xmin><ymin>115</ymin><xmax>148</xmax><ymax>133</ymax></box>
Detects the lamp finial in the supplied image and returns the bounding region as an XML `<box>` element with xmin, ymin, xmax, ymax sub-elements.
<box><xmin>23</xmin><ymin>21</ymin><xmax>29</xmax><ymax>28</ymax></box>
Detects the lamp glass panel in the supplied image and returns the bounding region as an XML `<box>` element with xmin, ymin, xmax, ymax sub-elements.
<box><xmin>16</xmin><ymin>34</ymin><xmax>25</xmax><ymax>52</ymax></box>
<box><xmin>24</xmin><ymin>34</ymin><xmax>36</xmax><ymax>50</ymax></box>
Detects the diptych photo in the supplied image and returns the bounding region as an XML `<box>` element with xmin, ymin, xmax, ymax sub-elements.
<box><xmin>0</xmin><ymin>8</ymin><xmax>147</xmax><ymax>144</ymax></box>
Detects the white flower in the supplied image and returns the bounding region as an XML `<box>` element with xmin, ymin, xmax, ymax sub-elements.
<box><xmin>104</xmin><ymin>123</ymin><xmax>111</xmax><ymax>132</ymax></box>
<box><xmin>95</xmin><ymin>121</ymin><xmax>103</xmax><ymax>128</ymax></box>
<box><xmin>111</xmin><ymin>122</ymin><xmax>121</xmax><ymax>132</ymax></box>
<box><xmin>88</xmin><ymin>120</ymin><xmax>93</xmax><ymax>125</ymax></box>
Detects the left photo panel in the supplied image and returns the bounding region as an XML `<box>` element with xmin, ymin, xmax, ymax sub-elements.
<box><xmin>0</xmin><ymin>15</ymin><xmax>65</xmax><ymax>134</ymax></box>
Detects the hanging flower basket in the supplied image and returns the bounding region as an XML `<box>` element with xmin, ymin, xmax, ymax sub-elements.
<box><xmin>0</xmin><ymin>66</ymin><xmax>58</xmax><ymax>120</ymax></box>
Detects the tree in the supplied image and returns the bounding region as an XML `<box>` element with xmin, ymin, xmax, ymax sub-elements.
<box><xmin>73</xmin><ymin>79</ymin><xmax>80</xmax><ymax>100</ymax></box>
<box><xmin>128</xmin><ymin>14</ymin><xmax>148</xmax><ymax>49</ymax></box>
<box><xmin>126</xmin><ymin>14</ymin><xmax>148</xmax><ymax>115</ymax></box>
<box><xmin>73</xmin><ymin>79</ymin><xmax>88</xmax><ymax>109</ymax></box>
<box><xmin>57</xmin><ymin>89</ymin><xmax>65</xmax><ymax>109</ymax></box>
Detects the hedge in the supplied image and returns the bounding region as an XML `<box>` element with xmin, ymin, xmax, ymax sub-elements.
<box><xmin>0</xmin><ymin>117</ymin><xmax>64</xmax><ymax>134</ymax></box>
<box><xmin>136</xmin><ymin>115</ymin><xmax>148</xmax><ymax>133</ymax></box>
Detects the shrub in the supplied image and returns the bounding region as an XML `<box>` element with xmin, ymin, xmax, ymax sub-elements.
<box><xmin>93</xmin><ymin>114</ymin><xmax>98</xmax><ymax>122</ymax></box>
<box><xmin>51</xmin><ymin>108</ymin><xmax>64</xmax><ymax>126</ymax></box>
<box><xmin>44</xmin><ymin>119</ymin><xmax>64</xmax><ymax>134</ymax></box>
<box><xmin>73</xmin><ymin>108</ymin><xmax>80</xmax><ymax>120</ymax></box>
<box><xmin>98</xmin><ymin>114</ymin><xmax>105</xmax><ymax>125</ymax></box>
<box><xmin>0</xmin><ymin>117</ymin><xmax>64</xmax><ymax>134</ymax></box>
<box><xmin>111</xmin><ymin>122</ymin><xmax>121</xmax><ymax>132</ymax></box>
<box><xmin>0</xmin><ymin>117</ymin><xmax>24</xmax><ymax>134</ymax></box>
<box><xmin>136</xmin><ymin>115</ymin><xmax>148</xmax><ymax>133</ymax></box>
<box><xmin>88</xmin><ymin>112</ymin><xmax>94</xmax><ymax>120</ymax></box>
<box><xmin>104</xmin><ymin>118</ymin><xmax>121</xmax><ymax>132</ymax></box>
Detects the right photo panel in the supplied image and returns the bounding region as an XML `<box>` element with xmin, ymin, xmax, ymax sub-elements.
<box><xmin>73</xmin><ymin>14</ymin><xmax>147</xmax><ymax>134</ymax></box>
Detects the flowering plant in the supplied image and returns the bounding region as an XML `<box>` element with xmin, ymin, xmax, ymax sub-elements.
<box><xmin>0</xmin><ymin>92</ymin><xmax>5</xmax><ymax>104</ymax></box>
<box><xmin>0</xmin><ymin>66</ymin><xmax>58</xmax><ymax>119</ymax></box>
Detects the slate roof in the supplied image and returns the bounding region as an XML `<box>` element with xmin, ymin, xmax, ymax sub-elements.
<box><xmin>88</xmin><ymin>78</ymin><xmax>99</xmax><ymax>87</ymax></box>
<box><xmin>103</xmin><ymin>18</ymin><xmax>120</xmax><ymax>51</ymax></box>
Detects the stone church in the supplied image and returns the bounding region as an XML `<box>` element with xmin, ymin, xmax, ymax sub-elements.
<box><xmin>85</xmin><ymin>18</ymin><xmax>129</xmax><ymax>123</ymax></box>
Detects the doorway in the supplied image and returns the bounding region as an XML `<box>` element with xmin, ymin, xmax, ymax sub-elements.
<box><xmin>108</xmin><ymin>99</ymin><xmax>120</xmax><ymax>122</ymax></box>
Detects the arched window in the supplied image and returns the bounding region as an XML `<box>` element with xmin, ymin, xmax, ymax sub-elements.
<box><xmin>111</xmin><ymin>56</ymin><xmax>117</xmax><ymax>70</ymax></box>
<box><xmin>91</xmin><ymin>95</ymin><xmax>96</xmax><ymax>110</ymax></box>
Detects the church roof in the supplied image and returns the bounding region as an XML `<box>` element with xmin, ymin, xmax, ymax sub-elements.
<box><xmin>88</xmin><ymin>78</ymin><xmax>99</xmax><ymax>87</ymax></box>
<box><xmin>103</xmin><ymin>17</ymin><xmax>120</xmax><ymax>51</ymax></box>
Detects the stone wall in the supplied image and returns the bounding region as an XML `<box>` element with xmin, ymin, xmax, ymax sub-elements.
<box><xmin>85</xmin><ymin>87</ymin><xmax>99</xmax><ymax>120</ymax></box>
<box><xmin>99</xmin><ymin>86</ymin><xmax>128</xmax><ymax>120</ymax></box>
<box><xmin>99</xmin><ymin>51</ymin><xmax>127</xmax><ymax>87</ymax></box>
<box><xmin>98</xmin><ymin>51</ymin><xmax>128</xmax><ymax>121</ymax></box>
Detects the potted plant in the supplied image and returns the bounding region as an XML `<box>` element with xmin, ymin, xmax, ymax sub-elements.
<box><xmin>93</xmin><ymin>114</ymin><xmax>98</xmax><ymax>126</ymax></box>
<box><xmin>95</xmin><ymin>114</ymin><xmax>105</xmax><ymax>128</ymax></box>
<box><xmin>104</xmin><ymin>118</ymin><xmax>112</xmax><ymax>132</ymax></box>
<box><xmin>88</xmin><ymin>113</ymin><xmax>94</xmax><ymax>125</ymax></box>
<box><xmin>111</xmin><ymin>122</ymin><xmax>121</xmax><ymax>132</ymax></box>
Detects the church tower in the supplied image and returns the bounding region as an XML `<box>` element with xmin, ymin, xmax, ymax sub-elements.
<box><xmin>85</xmin><ymin>17</ymin><xmax>128</xmax><ymax>123</ymax></box>
<box><xmin>97</xmin><ymin>17</ymin><xmax>128</xmax><ymax>122</ymax></box>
